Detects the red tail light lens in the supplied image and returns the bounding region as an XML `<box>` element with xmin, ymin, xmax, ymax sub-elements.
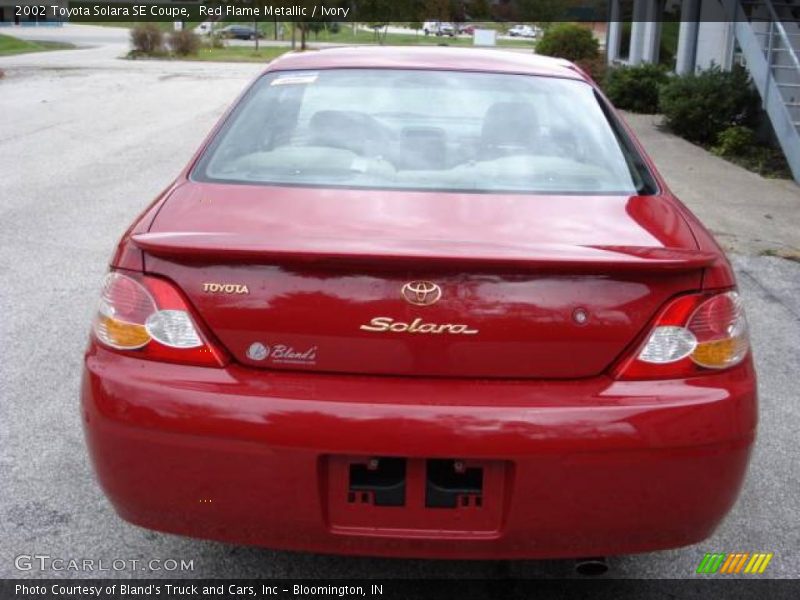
<box><xmin>93</xmin><ymin>271</ymin><xmax>227</xmax><ymax>367</ymax></box>
<box><xmin>615</xmin><ymin>291</ymin><xmax>750</xmax><ymax>380</ymax></box>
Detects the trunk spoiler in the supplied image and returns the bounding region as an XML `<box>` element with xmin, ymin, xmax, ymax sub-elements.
<box><xmin>133</xmin><ymin>232</ymin><xmax>717</xmax><ymax>272</ymax></box>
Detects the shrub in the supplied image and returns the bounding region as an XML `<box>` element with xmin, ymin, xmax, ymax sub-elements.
<box><xmin>535</xmin><ymin>23</ymin><xmax>599</xmax><ymax>63</ymax></box>
<box><xmin>575</xmin><ymin>55</ymin><xmax>608</xmax><ymax>83</ymax></box>
<box><xmin>603</xmin><ymin>64</ymin><xmax>669</xmax><ymax>113</ymax></box>
<box><xmin>713</xmin><ymin>126</ymin><xmax>756</xmax><ymax>157</ymax></box>
<box><xmin>204</xmin><ymin>32</ymin><xmax>225</xmax><ymax>49</ymax></box>
<box><xmin>659</xmin><ymin>66</ymin><xmax>760</xmax><ymax>144</ymax></box>
<box><xmin>130</xmin><ymin>23</ymin><xmax>164</xmax><ymax>56</ymax></box>
<box><xmin>168</xmin><ymin>29</ymin><xmax>200</xmax><ymax>56</ymax></box>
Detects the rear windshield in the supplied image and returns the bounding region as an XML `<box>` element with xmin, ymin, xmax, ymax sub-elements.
<box><xmin>193</xmin><ymin>68</ymin><xmax>656</xmax><ymax>195</ymax></box>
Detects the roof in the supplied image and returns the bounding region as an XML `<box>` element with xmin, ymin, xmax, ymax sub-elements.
<box><xmin>265</xmin><ymin>46</ymin><xmax>585</xmax><ymax>80</ymax></box>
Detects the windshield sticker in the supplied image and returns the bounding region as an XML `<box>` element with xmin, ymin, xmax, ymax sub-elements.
<box><xmin>271</xmin><ymin>73</ymin><xmax>318</xmax><ymax>86</ymax></box>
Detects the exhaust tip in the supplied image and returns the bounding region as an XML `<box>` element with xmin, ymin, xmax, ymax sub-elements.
<box><xmin>575</xmin><ymin>557</ymin><xmax>608</xmax><ymax>577</ymax></box>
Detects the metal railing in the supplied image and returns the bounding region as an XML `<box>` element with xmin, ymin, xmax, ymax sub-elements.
<box><xmin>733</xmin><ymin>0</ymin><xmax>800</xmax><ymax>179</ymax></box>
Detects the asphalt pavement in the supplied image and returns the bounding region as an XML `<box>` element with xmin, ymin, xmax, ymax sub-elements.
<box><xmin>0</xmin><ymin>28</ymin><xmax>798</xmax><ymax>579</ymax></box>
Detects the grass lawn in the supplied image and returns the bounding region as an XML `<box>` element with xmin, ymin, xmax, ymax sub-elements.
<box><xmin>150</xmin><ymin>39</ymin><xmax>536</xmax><ymax>63</ymax></box>
<box><xmin>182</xmin><ymin>46</ymin><xmax>290</xmax><ymax>63</ymax></box>
<box><xmin>91</xmin><ymin>21</ymin><xmax>204</xmax><ymax>32</ymax></box>
<box><xmin>92</xmin><ymin>21</ymin><xmax>536</xmax><ymax>49</ymax></box>
<box><xmin>0</xmin><ymin>33</ymin><xmax>74</xmax><ymax>56</ymax></box>
<box><xmin>109</xmin><ymin>21</ymin><xmax>536</xmax><ymax>62</ymax></box>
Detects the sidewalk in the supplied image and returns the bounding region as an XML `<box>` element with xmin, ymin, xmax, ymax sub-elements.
<box><xmin>623</xmin><ymin>112</ymin><xmax>800</xmax><ymax>256</ymax></box>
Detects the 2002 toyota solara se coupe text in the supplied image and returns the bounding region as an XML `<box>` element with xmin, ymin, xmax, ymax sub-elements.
<box><xmin>81</xmin><ymin>47</ymin><xmax>757</xmax><ymax>560</ymax></box>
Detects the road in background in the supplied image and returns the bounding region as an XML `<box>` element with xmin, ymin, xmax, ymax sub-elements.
<box><xmin>1</xmin><ymin>31</ymin><xmax>798</xmax><ymax>579</ymax></box>
<box><xmin>1</xmin><ymin>22</ymin><xmax>534</xmax><ymax>56</ymax></box>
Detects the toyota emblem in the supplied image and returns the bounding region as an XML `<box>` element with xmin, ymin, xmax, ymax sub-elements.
<box><xmin>401</xmin><ymin>281</ymin><xmax>442</xmax><ymax>306</ymax></box>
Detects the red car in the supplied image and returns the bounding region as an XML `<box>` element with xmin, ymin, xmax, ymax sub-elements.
<box><xmin>82</xmin><ymin>47</ymin><xmax>757</xmax><ymax>561</ymax></box>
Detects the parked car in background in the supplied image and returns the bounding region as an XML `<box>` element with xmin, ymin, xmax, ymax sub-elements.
<box><xmin>423</xmin><ymin>21</ymin><xmax>456</xmax><ymax>37</ymax></box>
<box><xmin>193</xmin><ymin>22</ymin><xmax>213</xmax><ymax>36</ymax></box>
<box><xmin>438</xmin><ymin>22</ymin><xmax>456</xmax><ymax>36</ymax></box>
<box><xmin>218</xmin><ymin>25</ymin><xmax>263</xmax><ymax>40</ymax></box>
<box><xmin>508</xmin><ymin>24</ymin><xmax>541</xmax><ymax>38</ymax></box>
<box><xmin>458</xmin><ymin>24</ymin><xmax>476</xmax><ymax>35</ymax></box>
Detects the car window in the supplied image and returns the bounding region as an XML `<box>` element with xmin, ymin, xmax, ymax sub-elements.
<box><xmin>194</xmin><ymin>68</ymin><xmax>656</xmax><ymax>195</ymax></box>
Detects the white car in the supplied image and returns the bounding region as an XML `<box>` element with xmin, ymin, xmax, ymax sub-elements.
<box><xmin>508</xmin><ymin>25</ymin><xmax>540</xmax><ymax>39</ymax></box>
<box><xmin>423</xmin><ymin>21</ymin><xmax>456</xmax><ymax>37</ymax></box>
<box><xmin>193</xmin><ymin>22</ymin><xmax>213</xmax><ymax>36</ymax></box>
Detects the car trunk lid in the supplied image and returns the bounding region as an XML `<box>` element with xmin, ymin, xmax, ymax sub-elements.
<box><xmin>139</xmin><ymin>183</ymin><xmax>708</xmax><ymax>378</ymax></box>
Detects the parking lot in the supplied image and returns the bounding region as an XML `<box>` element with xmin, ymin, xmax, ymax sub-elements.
<box><xmin>1</xmin><ymin>32</ymin><xmax>799</xmax><ymax>579</ymax></box>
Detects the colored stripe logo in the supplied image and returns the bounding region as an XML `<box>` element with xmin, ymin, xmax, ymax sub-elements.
<box><xmin>696</xmin><ymin>552</ymin><xmax>773</xmax><ymax>574</ymax></box>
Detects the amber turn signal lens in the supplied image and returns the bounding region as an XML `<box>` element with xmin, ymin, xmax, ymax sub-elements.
<box><xmin>94</xmin><ymin>314</ymin><xmax>151</xmax><ymax>349</ymax></box>
<box><xmin>691</xmin><ymin>338</ymin><xmax>746</xmax><ymax>368</ymax></box>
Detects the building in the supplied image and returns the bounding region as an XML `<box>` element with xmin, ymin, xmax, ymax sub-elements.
<box><xmin>607</xmin><ymin>0</ymin><xmax>800</xmax><ymax>183</ymax></box>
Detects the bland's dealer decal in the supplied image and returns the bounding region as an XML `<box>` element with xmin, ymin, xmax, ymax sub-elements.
<box><xmin>246</xmin><ymin>342</ymin><xmax>318</xmax><ymax>366</ymax></box>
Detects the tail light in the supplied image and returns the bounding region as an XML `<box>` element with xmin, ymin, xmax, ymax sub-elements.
<box><xmin>93</xmin><ymin>271</ymin><xmax>227</xmax><ymax>367</ymax></box>
<box><xmin>615</xmin><ymin>291</ymin><xmax>750</xmax><ymax>380</ymax></box>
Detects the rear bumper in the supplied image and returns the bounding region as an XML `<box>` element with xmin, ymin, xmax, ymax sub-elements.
<box><xmin>81</xmin><ymin>344</ymin><xmax>757</xmax><ymax>559</ymax></box>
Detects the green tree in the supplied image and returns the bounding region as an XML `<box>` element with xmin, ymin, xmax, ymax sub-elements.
<box><xmin>515</xmin><ymin>0</ymin><xmax>564</xmax><ymax>22</ymax></box>
<box><xmin>468</xmin><ymin>0</ymin><xmax>492</xmax><ymax>19</ymax></box>
<box><xmin>307</xmin><ymin>21</ymin><xmax>325</xmax><ymax>39</ymax></box>
<box><xmin>429</xmin><ymin>0</ymin><xmax>451</xmax><ymax>21</ymax></box>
